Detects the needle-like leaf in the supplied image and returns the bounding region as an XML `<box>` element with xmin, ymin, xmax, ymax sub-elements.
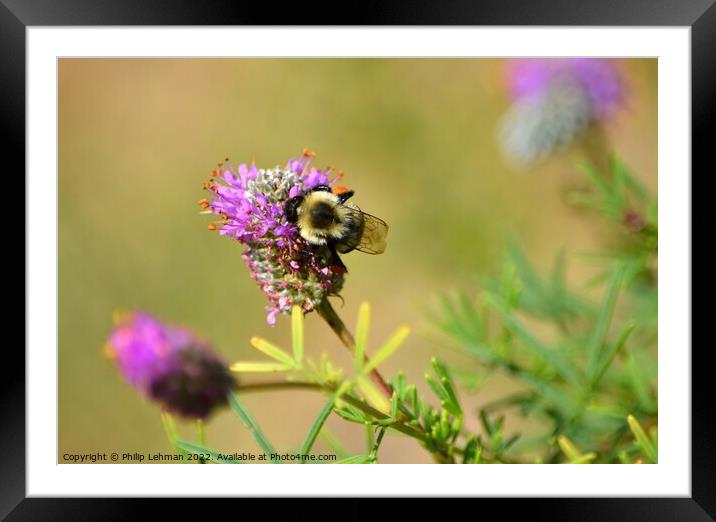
<box><xmin>228</xmin><ymin>392</ymin><xmax>278</xmax><ymax>462</ymax></box>
<box><xmin>300</xmin><ymin>398</ymin><xmax>335</xmax><ymax>463</ymax></box>
<box><xmin>361</xmin><ymin>326</ymin><xmax>410</xmax><ymax>376</ymax></box>
<box><xmin>354</xmin><ymin>302</ymin><xmax>371</xmax><ymax>372</ymax></box>
<box><xmin>229</xmin><ymin>362</ymin><xmax>294</xmax><ymax>373</ymax></box>
<box><xmin>627</xmin><ymin>415</ymin><xmax>657</xmax><ymax>463</ymax></box>
<box><xmin>174</xmin><ymin>439</ymin><xmax>240</xmax><ymax>464</ymax></box>
<box><xmin>291</xmin><ymin>306</ymin><xmax>304</xmax><ymax>365</ymax></box>
<box><xmin>250</xmin><ymin>337</ymin><xmax>296</xmax><ymax>367</ymax></box>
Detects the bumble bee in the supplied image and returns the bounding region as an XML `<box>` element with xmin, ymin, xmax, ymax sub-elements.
<box><xmin>284</xmin><ymin>184</ymin><xmax>388</xmax><ymax>272</ymax></box>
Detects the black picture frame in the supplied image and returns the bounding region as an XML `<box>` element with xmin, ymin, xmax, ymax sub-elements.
<box><xmin>6</xmin><ymin>0</ymin><xmax>709</xmax><ymax>519</ymax></box>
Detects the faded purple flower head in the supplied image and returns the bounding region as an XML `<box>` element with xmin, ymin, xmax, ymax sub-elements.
<box><xmin>506</xmin><ymin>59</ymin><xmax>623</xmax><ymax>120</ymax></box>
<box><xmin>202</xmin><ymin>149</ymin><xmax>345</xmax><ymax>325</ymax></box>
<box><xmin>106</xmin><ymin>311</ymin><xmax>235</xmax><ymax>419</ymax></box>
<box><xmin>499</xmin><ymin>59</ymin><xmax>625</xmax><ymax>164</ymax></box>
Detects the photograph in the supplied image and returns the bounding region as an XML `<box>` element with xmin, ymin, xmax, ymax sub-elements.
<box><xmin>58</xmin><ymin>57</ymin><xmax>658</xmax><ymax>465</ymax></box>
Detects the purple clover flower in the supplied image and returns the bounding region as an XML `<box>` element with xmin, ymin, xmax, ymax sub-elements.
<box><xmin>202</xmin><ymin>150</ymin><xmax>345</xmax><ymax>325</ymax></box>
<box><xmin>106</xmin><ymin>312</ymin><xmax>235</xmax><ymax>419</ymax></box>
<box><xmin>499</xmin><ymin>59</ymin><xmax>625</xmax><ymax>164</ymax></box>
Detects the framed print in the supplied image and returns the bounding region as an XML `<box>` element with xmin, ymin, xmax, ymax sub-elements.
<box><xmin>7</xmin><ymin>0</ymin><xmax>710</xmax><ymax>518</ymax></box>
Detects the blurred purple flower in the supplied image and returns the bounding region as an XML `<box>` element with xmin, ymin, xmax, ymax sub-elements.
<box><xmin>506</xmin><ymin>59</ymin><xmax>623</xmax><ymax>120</ymax></box>
<box><xmin>202</xmin><ymin>150</ymin><xmax>345</xmax><ymax>325</ymax></box>
<box><xmin>106</xmin><ymin>311</ymin><xmax>235</xmax><ymax>419</ymax></box>
<box><xmin>499</xmin><ymin>59</ymin><xmax>625</xmax><ymax>164</ymax></box>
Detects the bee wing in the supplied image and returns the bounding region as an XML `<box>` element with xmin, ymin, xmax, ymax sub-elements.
<box><xmin>354</xmin><ymin>210</ymin><xmax>389</xmax><ymax>255</ymax></box>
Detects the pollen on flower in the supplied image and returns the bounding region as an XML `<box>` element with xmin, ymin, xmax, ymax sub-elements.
<box><xmin>202</xmin><ymin>150</ymin><xmax>346</xmax><ymax>325</ymax></box>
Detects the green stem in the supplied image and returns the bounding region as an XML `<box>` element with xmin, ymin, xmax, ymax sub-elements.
<box><xmin>196</xmin><ymin>419</ymin><xmax>206</xmax><ymax>446</ymax></box>
<box><xmin>236</xmin><ymin>380</ymin><xmax>428</xmax><ymax>443</ymax></box>
<box><xmin>196</xmin><ymin>419</ymin><xmax>207</xmax><ymax>464</ymax></box>
<box><xmin>315</xmin><ymin>299</ymin><xmax>394</xmax><ymax>400</ymax></box>
<box><xmin>232</xmin><ymin>380</ymin><xmax>516</xmax><ymax>463</ymax></box>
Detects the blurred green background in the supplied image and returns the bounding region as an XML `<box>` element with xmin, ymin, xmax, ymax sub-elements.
<box><xmin>59</xmin><ymin>59</ymin><xmax>657</xmax><ymax>463</ymax></box>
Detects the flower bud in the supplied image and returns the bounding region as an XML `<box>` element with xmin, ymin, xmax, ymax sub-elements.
<box><xmin>106</xmin><ymin>311</ymin><xmax>235</xmax><ymax>419</ymax></box>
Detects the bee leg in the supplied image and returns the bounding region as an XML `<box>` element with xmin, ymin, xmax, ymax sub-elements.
<box><xmin>328</xmin><ymin>243</ymin><xmax>348</xmax><ymax>275</ymax></box>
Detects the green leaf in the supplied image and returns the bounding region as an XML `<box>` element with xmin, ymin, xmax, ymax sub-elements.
<box><xmin>390</xmin><ymin>391</ymin><xmax>399</xmax><ymax>419</ymax></box>
<box><xmin>627</xmin><ymin>415</ymin><xmax>657</xmax><ymax>463</ymax></box>
<box><xmin>577</xmin><ymin>160</ymin><xmax>610</xmax><ymax>194</ymax></box>
<box><xmin>430</xmin><ymin>357</ymin><xmax>450</xmax><ymax>382</ymax></box>
<box><xmin>196</xmin><ymin>419</ymin><xmax>206</xmax><ymax>446</ymax></box>
<box><xmin>229</xmin><ymin>362</ymin><xmax>294</xmax><ymax>373</ymax></box>
<box><xmin>625</xmin><ymin>347</ymin><xmax>655</xmax><ymax>411</ymax></box>
<box><xmin>613</xmin><ymin>156</ymin><xmax>647</xmax><ymax>200</ymax></box>
<box><xmin>175</xmin><ymin>439</ymin><xmax>240</xmax><ymax>464</ymax></box>
<box><xmin>409</xmin><ymin>385</ymin><xmax>419</xmax><ymax>416</ymax></box>
<box><xmin>354</xmin><ymin>302</ymin><xmax>371</xmax><ymax>372</ymax></box>
<box><xmin>362</xmin><ymin>325</ymin><xmax>410</xmax><ymax>376</ymax></box>
<box><xmin>463</xmin><ymin>436</ymin><xmax>481</xmax><ymax>464</ymax></box>
<box><xmin>586</xmin><ymin>265</ymin><xmax>625</xmax><ymax>375</ymax></box>
<box><xmin>498</xmin><ymin>427</ymin><xmax>514</xmax><ymax>455</ymax></box>
<box><xmin>332</xmin><ymin>454</ymin><xmax>373</xmax><ymax>464</ymax></box>
<box><xmin>291</xmin><ymin>306</ymin><xmax>304</xmax><ymax>364</ymax></box>
<box><xmin>369</xmin><ymin>427</ymin><xmax>388</xmax><ymax>461</ymax></box>
<box><xmin>486</xmin><ymin>293</ymin><xmax>580</xmax><ymax>384</ymax></box>
<box><xmin>425</xmin><ymin>372</ymin><xmax>448</xmax><ymax>403</ymax></box>
<box><xmin>334</xmin><ymin>408</ymin><xmax>367</xmax><ymax>424</ymax></box>
<box><xmin>160</xmin><ymin>411</ymin><xmax>179</xmax><ymax>445</ymax></box>
<box><xmin>432</xmin><ymin>359</ymin><xmax>461</xmax><ymax>415</ymax></box>
<box><xmin>320</xmin><ymin>429</ymin><xmax>350</xmax><ymax>460</ymax></box>
<box><xmin>479</xmin><ymin>410</ymin><xmax>493</xmax><ymax>437</ymax></box>
<box><xmin>439</xmin><ymin>293</ymin><xmax>477</xmax><ymax>342</ymax></box>
<box><xmin>160</xmin><ymin>412</ymin><xmax>189</xmax><ymax>461</ymax></box>
<box><xmin>590</xmin><ymin>320</ymin><xmax>636</xmax><ymax>386</ymax></box>
<box><xmin>567</xmin><ymin>192</ymin><xmax>604</xmax><ymax>211</ymax></box>
<box><xmin>357</xmin><ymin>375</ymin><xmax>391</xmax><ymax>413</ymax></box>
<box><xmin>571</xmin><ymin>454</ymin><xmax>598</xmax><ymax>464</ymax></box>
<box><xmin>433</xmin><ymin>292</ymin><xmax>496</xmax><ymax>360</ymax></box>
<box><xmin>300</xmin><ymin>398</ymin><xmax>335</xmax><ymax>463</ymax></box>
<box><xmin>649</xmin><ymin>427</ymin><xmax>658</xmax><ymax>448</ymax></box>
<box><xmin>365</xmin><ymin>423</ymin><xmax>375</xmax><ymax>452</ymax></box>
<box><xmin>228</xmin><ymin>392</ymin><xmax>278</xmax><ymax>462</ymax></box>
<box><xmin>249</xmin><ymin>337</ymin><xmax>296</xmax><ymax>367</ymax></box>
<box><xmin>450</xmin><ymin>367</ymin><xmax>484</xmax><ymax>392</ymax></box>
<box><xmin>520</xmin><ymin>372</ymin><xmax>577</xmax><ymax>415</ymax></box>
<box><xmin>393</xmin><ymin>372</ymin><xmax>406</xmax><ymax>400</ymax></box>
<box><xmin>557</xmin><ymin>435</ymin><xmax>596</xmax><ymax>464</ymax></box>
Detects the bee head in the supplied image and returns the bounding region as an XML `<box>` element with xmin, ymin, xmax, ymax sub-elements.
<box><xmin>313</xmin><ymin>183</ymin><xmax>355</xmax><ymax>203</ymax></box>
<box><xmin>285</xmin><ymin>185</ymin><xmax>332</xmax><ymax>224</ymax></box>
<box><xmin>284</xmin><ymin>195</ymin><xmax>304</xmax><ymax>223</ymax></box>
